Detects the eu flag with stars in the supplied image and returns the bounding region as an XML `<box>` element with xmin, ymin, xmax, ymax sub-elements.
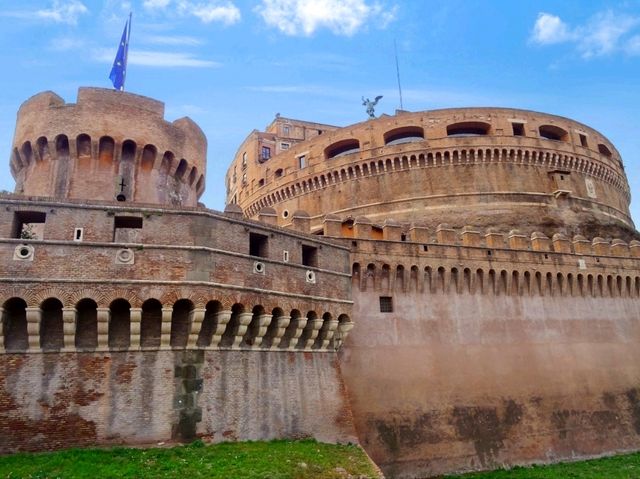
<box><xmin>109</xmin><ymin>14</ymin><xmax>131</xmax><ymax>91</ymax></box>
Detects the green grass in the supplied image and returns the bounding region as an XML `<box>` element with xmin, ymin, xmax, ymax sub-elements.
<box><xmin>444</xmin><ymin>451</ymin><xmax>640</xmax><ymax>478</ymax></box>
<box><xmin>0</xmin><ymin>439</ymin><xmax>379</xmax><ymax>479</ymax></box>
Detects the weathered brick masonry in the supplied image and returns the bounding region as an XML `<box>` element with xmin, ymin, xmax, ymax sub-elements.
<box><xmin>5</xmin><ymin>86</ymin><xmax>640</xmax><ymax>478</ymax></box>
<box><xmin>1</xmin><ymin>88</ymin><xmax>356</xmax><ymax>454</ymax></box>
<box><xmin>236</xmin><ymin>108</ymin><xmax>640</xmax><ymax>477</ymax></box>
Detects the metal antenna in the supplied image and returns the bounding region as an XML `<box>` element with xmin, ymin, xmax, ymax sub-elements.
<box><xmin>394</xmin><ymin>39</ymin><xmax>404</xmax><ymax>110</ymax></box>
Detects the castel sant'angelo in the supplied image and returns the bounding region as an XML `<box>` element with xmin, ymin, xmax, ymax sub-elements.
<box><xmin>1</xmin><ymin>86</ymin><xmax>640</xmax><ymax>478</ymax></box>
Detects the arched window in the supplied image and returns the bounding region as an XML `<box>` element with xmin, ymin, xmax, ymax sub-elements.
<box><xmin>109</xmin><ymin>299</ymin><xmax>131</xmax><ymax>349</ymax></box>
<box><xmin>170</xmin><ymin>299</ymin><xmax>193</xmax><ymax>348</ymax></box>
<box><xmin>141</xmin><ymin>299</ymin><xmax>162</xmax><ymax>348</ymax></box>
<box><xmin>2</xmin><ymin>298</ymin><xmax>28</xmax><ymax>351</ymax></box>
<box><xmin>447</xmin><ymin>122</ymin><xmax>490</xmax><ymax>137</ymax></box>
<box><xmin>76</xmin><ymin>298</ymin><xmax>97</xmax><ymax>350</ymax></box>
<box><xmin>598</xmin><ymin>143</ymin><xmax>612</xmax><ymax>158</ymax></box>
<box><xmin>40</xmin><ymin>298</ymin><xmax>64</xmax><ymax>351</ymax></box>
<box><xmin>539</xmin><ymin>125</ymin><xmax>568</xmax><ymax>142</ymax></box>
<box><xmin>141</xmin><ymin>144</ymin><xmax>157</xmax><ymax>171</ymax></box>
<box><xmin>175</xmin><ymin>159</ymin><xmax>188</xmax><ymax>179</ymax></box>
<box><xmin>325</xmin><ymin>139</ymin><xmax>360</xmax><ymax>159</ymax></box>
<box><xmin>384</xmin><ymin>126</ymin><xmax>425</xmax><ymax>145</ymax></box>
<box><xmin>76</xmin><ymin>134</ymin><xmax>91</xmax><ymax>158</ymax></box>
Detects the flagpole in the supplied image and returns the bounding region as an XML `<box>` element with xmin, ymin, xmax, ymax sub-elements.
<box><xmin>123</xmin><ymin>12</ymin><xmax>132</xmax><ymax>91</ymax></box>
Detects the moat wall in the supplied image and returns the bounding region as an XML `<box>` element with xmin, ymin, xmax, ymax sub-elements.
<box><xmin>0</xmin><ymin>350</ymin><xmax>356</xmax><ymax>453</ymax></box>
<box><xmin>342</xmin><ymin>284</ymin><xmax>640</xmax><ymax>478</ymax></box>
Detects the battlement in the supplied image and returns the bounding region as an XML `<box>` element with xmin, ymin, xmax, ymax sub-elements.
<box><xmin>10</xmin><ymin>88</ymin><xmax>207</xmax><ymax>207</ymax></box>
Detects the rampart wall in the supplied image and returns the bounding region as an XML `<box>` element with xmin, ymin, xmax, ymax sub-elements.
<box><xmin>0</xmin><ymin>196</ymin><xmax>355</xmax><ymax>453</ymax></box>
<box><xmin>327</xmin><ymin>225</ymin><xmax>640</xmax><ymax>478</ymax></box>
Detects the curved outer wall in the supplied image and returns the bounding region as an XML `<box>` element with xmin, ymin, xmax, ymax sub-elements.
<box><xmin>11</xmin><ymin>88</ymin><xmax>206</xmax><ymax>207</ymax></box>
<box><xmin>232</xmin><ymin>108</ymin><xmax>634</xmax><ymax>240</ymax></box>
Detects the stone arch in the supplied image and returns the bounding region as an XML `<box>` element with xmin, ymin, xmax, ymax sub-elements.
<box><xmin>220</xmin><ymin>303</ymin><xmax>246</xmax><ymax>348</ymax></box>
<box><xmin>2</xmin><ymin>297</ymin><xmax>28</xmax><ymax>351</ymax></box>
<box><xmin>76</xmin><ymin>298</ymin><xmax>97</xmax><ymax>350</ymax></box>
<box><xmin>40</xmin><ymin>297</ymin><xmax>64</xmax><ymax>351</ymax></box>
<box><xmin>170</xmin><ymin>298</ymin><xmax>194</xmax><ymax>348</ymax></box>
<box><xmin>21</xmin><ymin>141</ymin><xmax>34</xmax><ymax>166</ymax></box>
<box><xmin>36</xmin><ymin>136</ymin><xmax>51</xmax><ymax>162</ymax></box>
<box><xmin>141</xmin><ymin>144</ymin><xmax>157</xmax><ymax>171</ymax></box>
<box><xmin>141</xmin><ymin>298</ymin><xmax>162</xmax><ymax>348</ymax></box>
<box><xmin>109</xmin><ymin>298</ymin><xmax>131</xmax><ymax>349</ymax></box>
<box><xmin>98</xmin><ymin>136</ymin><xmax>115</xmax><ymax>165</ymax></box>
<box><xmin>76</xmin><ymin>134</ymin><xmax>91</xmax><ymax>159</ymax></box>
<box><xmin>197</xmin><ymin>300</ymin><xmax>223</xmax><ymax>348</ymax></box>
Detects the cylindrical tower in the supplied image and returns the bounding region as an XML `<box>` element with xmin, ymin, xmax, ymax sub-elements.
<box><xmin>10</xmin><ymin>87</ymin><xmax>207</xmax><ymax>207</ymax></box>
<box><xmin>229</xmin><ymin>108</ymin><xmax>635</xmax><ymax>240</ymax></box>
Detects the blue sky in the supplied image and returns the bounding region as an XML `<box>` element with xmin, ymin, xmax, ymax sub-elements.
<box><xmin>1</xmin><ymin>0</ymin><xmax>640</xmax><ymax>226</ymax></box>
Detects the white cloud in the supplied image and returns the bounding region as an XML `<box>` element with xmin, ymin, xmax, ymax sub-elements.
<box><xmin>531</xmin><ymin>13</ymin><xmax>573</xmax><ymax>45</ymax></box>
<box><xmin>49</xmin><ymin>36</ymin><xmax>85</xmax><ymax>51</ymax></box>
<box><xmin>35</xmin><ymin>0</ymin><xmax>88</xmax><ymax>25</ymax></box>
<box><xmin>530</xmin><ymin>10</ymin><xmax>640</xmax><ymax>58</ymax></box>
<box><xmin>143</xmin><ymin>0</ymin><xmax>241</xmax><ymax>24</ymax></box>
<box><xmin>142</xmin><ymin>35</ymin><xmax>203</xmax><ymax>46</ymax></box>
<box><xmin>93</xmin><ymin>48</ymin><xmax>219</xmax><ymax>67</ymax></box>
<box><xmin>178</xmin><ymin>1</ymin><xmax>241</xmax><ymax>24</ymax></box>
<box><xmin>255</xmin><ymin>0</ymin><xmax>396</xmax><ymax>36</ymax></box>
<box><xmin>579</xmin><ymin>11</ymin><xmax>638</xmax><ymax>58</ymax></box>
<box><xmin>143</xmin><ymin>0</ymin><xmax>172</xmax><ymax>8</ymax></box>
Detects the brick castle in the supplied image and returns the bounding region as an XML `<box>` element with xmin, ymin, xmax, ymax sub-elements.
<box><xmin>2</xmin><ymin>87</ymin><xmax>640</xmax><ymax>478</ymax></box>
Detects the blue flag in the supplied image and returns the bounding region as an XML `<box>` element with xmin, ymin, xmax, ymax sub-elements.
<box><xmin>109</xmin><ymin>14</ymin><xmax>131</xmax><ymax>91</ymax></box>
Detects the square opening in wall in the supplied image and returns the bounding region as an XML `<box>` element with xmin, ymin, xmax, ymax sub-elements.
<box><xmin>512</xmin><ymin>122</ymin><xmax>525</xmax><ymax>136</ymax></box>
<box><xmin>379</xmin><ymin>296</ymin><xmax>393</xmax><ymax>313</ymax></box>
<box><xmin>114</xmin><ymin>216</ymin><xmax>143</xmax><ymax>243</ymax></box>
<box><xmin>13</xmin><ymin>211</ymin><xmax>46</xmax><ymax>239</ymax></box>
<box><xmin>302</xmin><ymin>244</ymin><xmax>318</xmax><ymax>267</ymax></box>
<box><xmin>249</xmin><ymin>232</ymin><xmax>269</xmax><ymax>258</ymax></box>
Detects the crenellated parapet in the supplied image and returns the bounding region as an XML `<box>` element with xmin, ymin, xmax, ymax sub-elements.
<box><xmin>10</xmin><ymin>88</ymin><xmax>206</xmax><ymax>206</ymax></box>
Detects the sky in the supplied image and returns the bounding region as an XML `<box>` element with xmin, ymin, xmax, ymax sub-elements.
<box><xmin>1</xmin><ymin>0</ymin><xmax>640</xmax><ymax>225</ymax></box>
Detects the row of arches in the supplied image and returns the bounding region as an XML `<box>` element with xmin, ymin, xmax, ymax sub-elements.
<box><xmin>246</xmin><ymin>146</ymin><xmax>628</xmax><ymax>217</ymax></box>
<box><xmin>10</xmin><ymin>135</ymin><xmax>205</xmax><ymax>195</ymax></box>
<box><xmin>352</xmin><ymin>262</ymin><xmax>640</xmax><ymax>298</ymax></box>
<box><xmin>0</xmin><ymin>297</ymin><xmax>352</xmax><ymax>353</ymax></box>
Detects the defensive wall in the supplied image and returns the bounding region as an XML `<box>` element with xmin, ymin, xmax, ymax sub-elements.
<box><xmin>284</xmin><ymin>212</ymin><xmax>640</xmax><ymax>478</ymax></box>
<box><xmin>230</xmin><ymin>108</ymin><xmax>635</xmax><ymax>240</ymax></box>
<box><xmin>0</xmin><ymin>194</ymin><xmax>356</xmax><ymax>453</ymax></box>
<box><xmin>10</xmin><ymin>88</ymin><xmax>206</xmax><ymax>207</ymax></box>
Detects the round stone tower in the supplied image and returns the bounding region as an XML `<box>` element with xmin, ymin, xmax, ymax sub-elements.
<box><xmin>231</xmin><ymin>107</ymin><xmax>635</xmax><ymax>240</ymax></box>
<box><xmin>10</xmin><ymin>87</ymin><xmax>206</xmax><ymax>207</ymax></box>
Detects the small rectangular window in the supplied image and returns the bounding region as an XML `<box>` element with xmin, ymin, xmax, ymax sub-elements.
<box><xmin>114</xmin><ymin>216</ymin><xmax>142</xmax><ymax>243</ymax></box>
<box><xmin>512</xmin><ymin>122</ymin><xmax>525</xmax><ymax>136</ymax></box>
<box><xmin>379</xmin><ymin>296</ymin><xmax>393</xmax><ymax>313</ymax></box>
<box><xmin>579</xmin><ymin>134</ymin><xmax>588</xmax><ymax>147</ymax></box>
<box><xmin>74</xmin><ymin>228</ymin><xmax>84</xmax><ymax>242</ymax></box>
<box><xmin>249</xmin><ymin>232</ymin><xmax>269</xmax><ymax>258</ymax></box>
<box><xmin>283</xmin><ymin>250</ymin><xmax>289</xmax><ymax>262</ymax></box>
<box><xmin>13</xmin><ymin>211</ymin><xmax>46</xmax><ymax>240</ymax></box>
<box><xmin>281</xmin><ymin>143</ymin><xmax>289</xmax><ymax>150</ymax></box>
<box><xmin>301</xmin><ymin>244</ymin><xmax>318</xmax><ymax>267</ymax></box>
<box><xmin>298</xmin><ymin>155</ymin><xmax>307</xmax><ymax>169</ymax></box>
<box><xmin>261</xmin><ymin>146</ymin><xmax>271</xmax><ymax>161</ymax></box>
<box><xmin>283</xmin><ymin>126</ymin><xmax>290</xmax><ymax>136</ymax></box>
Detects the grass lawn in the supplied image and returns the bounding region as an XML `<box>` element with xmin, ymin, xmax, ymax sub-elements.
<box><xmin>0</xmin><ymin>439</ymin><xmax>380</xmax><ymax>479</ymax></box>
<box><xmin>444</xmin><ymin>451</ymin><xmax>640</xmax><ymax>478</ymax></box>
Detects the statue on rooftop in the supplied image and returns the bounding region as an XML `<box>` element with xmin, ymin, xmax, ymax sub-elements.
<box><xmin>362</xmin><ymin>95</ymin><xmax>383</xmax><ymax>118</ymax></box>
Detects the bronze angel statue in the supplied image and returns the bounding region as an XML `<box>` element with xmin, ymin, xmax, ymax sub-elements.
<box><xmin>362</xmin><ymin>95</ymin><xmax>383</xmax><ymax>118</ymax></box>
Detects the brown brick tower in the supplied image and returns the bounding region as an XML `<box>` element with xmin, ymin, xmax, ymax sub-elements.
<box><xmin>10</xmin><ymin>87</ymin><xmax>206</xmax><ymax>206</ymax></box>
